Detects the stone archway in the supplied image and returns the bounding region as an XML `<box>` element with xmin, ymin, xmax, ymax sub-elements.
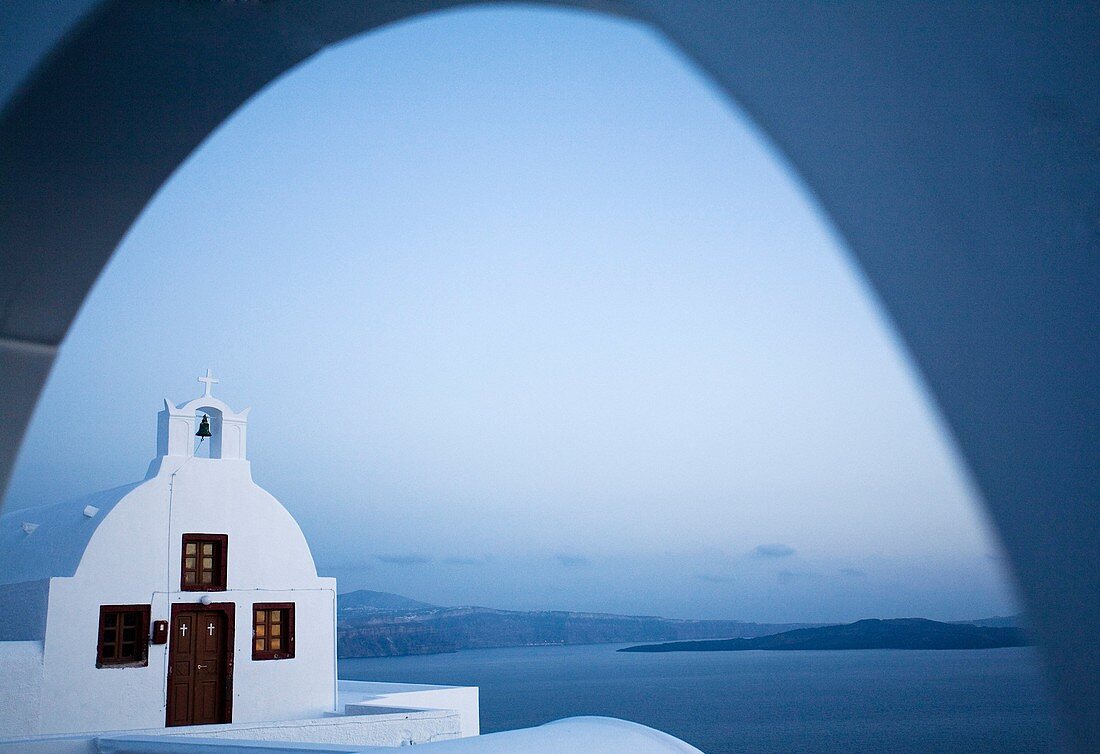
<box><xmin>2</xmin><ymin>2</ymin><xmax>1096</xmax><ymax>749</ymax></box>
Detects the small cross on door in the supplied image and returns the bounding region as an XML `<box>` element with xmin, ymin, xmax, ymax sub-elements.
<box><xmin>207</xmin><ymin>622</ymin><xmax>216</xmax><ymax>636</ymax></box>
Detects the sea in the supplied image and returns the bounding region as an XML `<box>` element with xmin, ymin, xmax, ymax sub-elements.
<box><xmin>341</xmin><ymin>644</ymin><xmax>1064</xmax><ymax>753</ymax></box>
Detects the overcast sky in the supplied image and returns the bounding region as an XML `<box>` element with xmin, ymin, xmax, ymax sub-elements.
<box><xmin>4</xmin><ymin>7</ymin><xmax>1018</xmax><ymax>623</ymax></box>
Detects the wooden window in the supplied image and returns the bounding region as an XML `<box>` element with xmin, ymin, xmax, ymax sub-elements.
<box><xmin>181</xmin><ymin>533</ymin><xmax>228</xmax><ymax>591</ymax></box>
<box><xmin>97</xmin><ymin>604</ymin><xmax>150</xmax><ymax>667</ymax></box>
<box><xmin>252</xmin><ymin>603</ymin><xmax>294</xmax><ymax>660</ymax></box>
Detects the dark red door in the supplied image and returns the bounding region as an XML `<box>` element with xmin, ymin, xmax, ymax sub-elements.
<box><xmin>167</xmin><ymin>605</ymin><xmax>232</xmax><ymax>726</ymax></box>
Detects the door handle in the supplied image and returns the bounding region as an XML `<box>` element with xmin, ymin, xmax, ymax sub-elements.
<box><xmin>197</xmin><ymin>664</ymin><xmax>207</xmax><ymax>670</ymax></box>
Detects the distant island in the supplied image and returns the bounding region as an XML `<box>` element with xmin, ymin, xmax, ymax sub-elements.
<box><xmin>335</xmin><ymin>590</ymin><xmax>824</xmax><ymax>658</ymax></box>
<box><xmin>618</xmin><ymin>617</ymin><xmax>1029</xmax><ymax>653</ymax></box>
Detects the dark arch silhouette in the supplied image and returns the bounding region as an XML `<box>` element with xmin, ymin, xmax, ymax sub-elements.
<box><xmin>1</xmin><ymin>2</ymin><xmax>1096</xmax><ymax>749</ymax></box>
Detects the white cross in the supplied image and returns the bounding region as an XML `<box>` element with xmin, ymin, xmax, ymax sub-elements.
<box><xmin>179</xmin><ymin>624</ymin><xmax>188</xmax><ymax>637</ymax></box>
<box><xmin>207</xmin><ymin>622</ymin><xmax>216</xmax><ymax>636</ymax></box>
<box><xmin>198</xmin><ymin>369</ymin><xmax>219</xmax><ymax>397</ymax></box>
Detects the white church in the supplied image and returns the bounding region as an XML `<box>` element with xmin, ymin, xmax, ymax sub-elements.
<box><xmin>0</xmin><ymin>373</ymin><xmax>700</xmax><ymax>753</ymax></box>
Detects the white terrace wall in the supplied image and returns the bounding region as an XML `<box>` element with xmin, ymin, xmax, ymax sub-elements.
<box><xmin>340</xmin><ymin>681</ymin><xmax>480</xmax><ymax>737</ymax></box>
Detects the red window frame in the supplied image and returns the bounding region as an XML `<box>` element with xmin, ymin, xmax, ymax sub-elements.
<box><xmin>97</xmin><ymin>604</ymin><xmax>150</xmax><ymax>668</ymax></box>
<box><xmin>252</xmin><ymin>602</ymin><xmax>295</xmax><ymax>660</ymax></box>
<box><xmin>181</xmin><ymin>533</ymin><xmax>228</xmax><ymax>591</ymax></box>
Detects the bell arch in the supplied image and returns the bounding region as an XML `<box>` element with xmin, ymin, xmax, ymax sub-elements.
<box><xmin>0</xmin><ymin>3</ymin><xmax>1096</xmax><ymax>750</ymax></box>
<box><xmin>155</xmin><ymin>389</ymin><xmax>250</xmax><ymax>463</ymax></box>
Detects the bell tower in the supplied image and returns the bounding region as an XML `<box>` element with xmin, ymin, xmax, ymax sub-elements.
<box><xmin>154</xmin><ymin>370</ymin><xmax>251</xmax><ymax>461</ymax></box>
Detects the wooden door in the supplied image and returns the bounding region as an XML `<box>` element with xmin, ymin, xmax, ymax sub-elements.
<box><xmin>167</xmin><ymin>604</ymin><xmax>233</xmax><ymax>726</ymax></box>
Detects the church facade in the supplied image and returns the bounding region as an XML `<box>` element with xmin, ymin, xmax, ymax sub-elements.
<box><xmin>0</xmin><ymin>373</ymin><xmax>337</xmax><ymax>734</ymax></box>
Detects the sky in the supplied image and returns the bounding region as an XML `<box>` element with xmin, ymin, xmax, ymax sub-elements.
<box><xmin>4</xmin><ymin>7</ymin><xmax>1019</xmax><ymax>623</ymax></box>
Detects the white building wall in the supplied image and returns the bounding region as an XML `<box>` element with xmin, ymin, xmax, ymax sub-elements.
<box><xmin>0</xmin><ymin>642</ymin><xmax>43</xmax><ymax>735</ymax></box>
<box><xmin>35</xmin><ymin>456</ymin><xmax>336</xmax><ymax>735</ymax></box>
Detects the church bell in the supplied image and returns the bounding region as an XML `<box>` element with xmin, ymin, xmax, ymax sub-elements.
<box><xmin>195</xmin><ymin>414</ymin><xmax>212</xmax><ymax>439</ymax></box>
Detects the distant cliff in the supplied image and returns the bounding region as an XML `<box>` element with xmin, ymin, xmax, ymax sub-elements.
<box><xmin>619</xmin><ymin>618</ymin><xmax>1030</xmax><ymax>653</ymax></box>
<box><xmin>336</xmin><ymin>590</ymin><xmax>822</xmax><ymax>658</ymax></box>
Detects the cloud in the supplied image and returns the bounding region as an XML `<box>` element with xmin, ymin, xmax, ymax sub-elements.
<box><xmin>376</xmin><ymin>554</ymin><xmax>432</xmax><ymax>566</ymax></box>
<box><xmin>839</xmin><ymin>567</ymin><xmax>866</xmax><ymax>578</ymax></box>
<box><xmin>750</xmin><ymin>543</ymin><xmax>795</xmax><ymax>559</ymax></box>
<box><xmin>555</xmin><ymin>554</ymin><xmax>589</xmax><ymax>567</ymax></box>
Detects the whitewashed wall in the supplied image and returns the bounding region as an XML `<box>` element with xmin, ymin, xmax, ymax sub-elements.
<box><xmin>30</xmin><ymin>456</ymin><xmax>336</xmax><ymax>734</ymax></box>
<box><xmin>0</xmin><ymin>641</ymin><xmax>43</xmax><ymax>735</ymax></box>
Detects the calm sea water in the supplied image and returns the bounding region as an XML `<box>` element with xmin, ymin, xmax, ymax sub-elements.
<box><xmin>341</xmin><ymin>644</ymin><xmax>1064</xmax><ymax>753</ymax></box>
